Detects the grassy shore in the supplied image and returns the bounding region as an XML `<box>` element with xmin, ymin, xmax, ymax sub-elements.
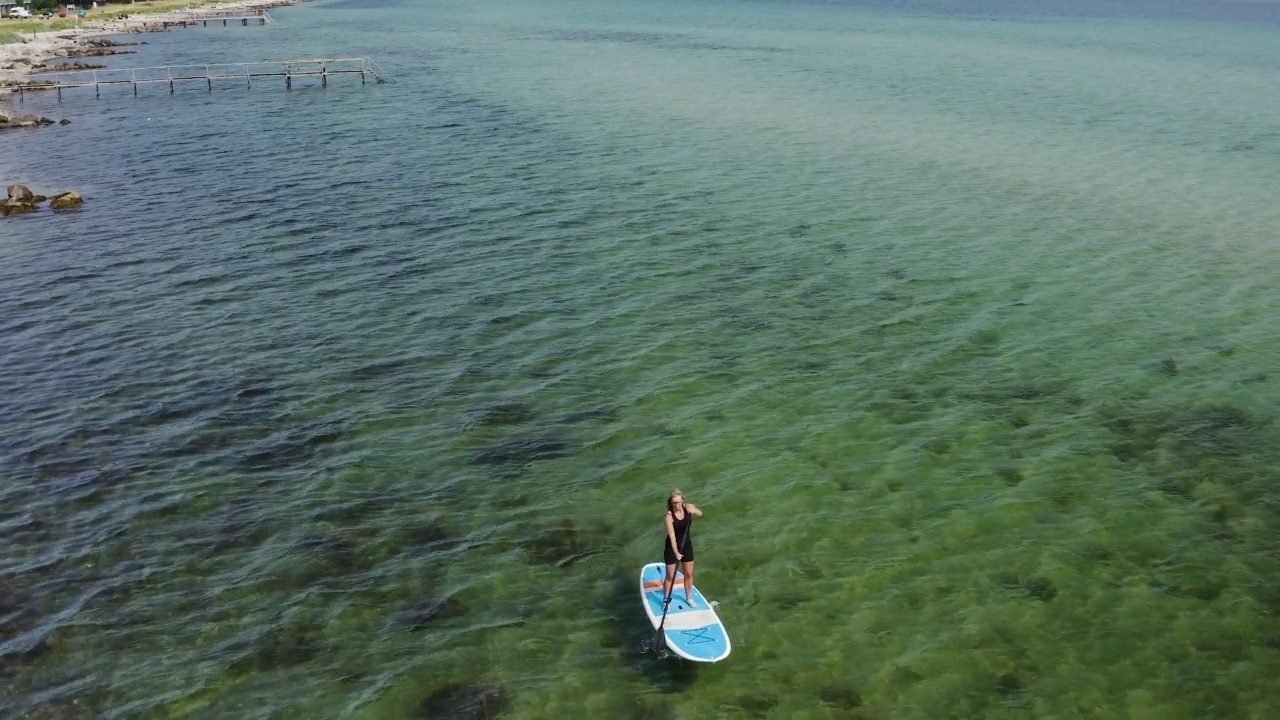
<box><xmin>1</xmin><ymin>0</ymin><xmax>239</xmax><ymax>42</ymax></box>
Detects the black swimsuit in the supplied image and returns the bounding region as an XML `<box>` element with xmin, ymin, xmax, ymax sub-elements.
<box><xmin>663</xmin><ymin>510</ymin><xmax>694</xmax><ymax>564</ymax></box>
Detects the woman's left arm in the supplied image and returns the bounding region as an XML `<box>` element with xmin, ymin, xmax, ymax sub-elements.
<box><xmin>685</xmin><ymin>503</ymin><xmax>703</xmax><ymax>517</ymax></box>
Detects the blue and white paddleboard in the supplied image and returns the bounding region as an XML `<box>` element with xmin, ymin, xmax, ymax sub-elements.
<box><xmin>640</xmin><ymin>562</ymin><xmax>731</xmax><ymax>663</ymax></box>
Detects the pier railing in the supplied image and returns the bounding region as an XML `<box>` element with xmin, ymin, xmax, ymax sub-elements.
<box><xmin>15</xmin><ymin>57</ymin><xmax>393</xmax><ymax>99</ymax></box>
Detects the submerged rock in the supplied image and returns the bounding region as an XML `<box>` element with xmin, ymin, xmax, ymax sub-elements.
<box><xmin>1023</xmin><ymin>577</ymin><xmax>1057</xmax><ymax>601</ymax></box>
<box><xmin>394</xmin><ymin>596</ymin><xmax>465</xmax><ymax>631</ymax></box>
<box><xmin>520</xmin><ymin>518</ymin><xmax>604</xmax><ymax>566</ymax></box>
<box><xmin>557</xmin><ymin>405</ymin><xmax>619</xmax><ymax>423</ymax></box>
<box><xmin>396</xmin><ymin>515</ymin><xmax>458</xmax><ymax>549</ymax></box>
<box><xmin>735</xmin><ymin>693</ymin><xmax>778</xmax><ymax>714</ymax></box>
<box><xmin>470</xmin><ymin>437</ymin><xmax>568</xmax><ymax>465</ymax></box>
<box><xmin>994</xmin><ymin>465</ymin><xmax>1025</xmax><ymax>486</ymax></box>
<box><xmin>348</xmin><ymin>358</ymin><xmax>412</xmax><ymax>382</ymax></box>
<box><xmin>475</xmin><ymin>401</ymin><xmax>533</xmax><ymax>426</ymax></box>
<box><xmin>417</xmin><ymin>683</ymin><xmax>509</xmax><ymax>720</ymax></box>
<box><xmin>996</xmin><ymin>673</ymin><xmax>1025</xmax><ymax>697</ymax></box>
<box><xmin>229</xmin><ymin>622</ymin><xmax>329</xmax><ymax>673</ymax></box>
<box><xmin>0</xmin><ymin>588</ymin><xmax>34</xmax><ymax>618</ymax></box>
<box><xmin>237</xmin><ymin>418</ymin><xmax>346</xmax><ymax>472</ymax></box>
<box><xmin>1181</xmin><ymin>405</ymin><xmax>1250</xmax><ymax>434</ymax></box>
<box><xmin>996</xmin><ymin>573</ymin><xmax>1057</xmax><ymax>601</ymax></box>
<box><xmin>818</xmin><ymin>686</ymin><xmax>863</xmax><ymax>710</ymax></box>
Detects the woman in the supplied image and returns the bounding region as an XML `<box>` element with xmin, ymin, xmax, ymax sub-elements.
<box><xmin>662</xmin><ymin>489</ymin><xmax>703</xmax><ymax>607</ymax></box>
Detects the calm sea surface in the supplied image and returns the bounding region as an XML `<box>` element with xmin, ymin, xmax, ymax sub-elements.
<box><xmin>2</xmin><ymin>0</ymin><xmax>1279</xmax><ymax>717</ymax></box>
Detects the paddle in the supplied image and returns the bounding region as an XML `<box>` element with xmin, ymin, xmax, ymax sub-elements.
<box><xmin>653</xmin><ymin>510</ymin><xmax>693</xmax><ymax>653</ymax></box>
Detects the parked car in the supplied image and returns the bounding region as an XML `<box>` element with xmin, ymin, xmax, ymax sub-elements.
<box><xmin>9</xmin><ymin>7</ymin><xmax>34</xmax><ymax>18</ymax></box>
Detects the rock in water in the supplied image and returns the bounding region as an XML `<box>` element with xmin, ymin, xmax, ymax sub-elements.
<box><xmin>1</xmin><ymin>200</ymin><xmax>39</xmax><ymax>217</ymax></box>
<box><xmin>7</xmin><ymin>184</ymin><xmax>34</xmax><ymax>202</ymax></box>
<box><xmin>59</xmin><ymin>119</ymin><xmax>71</xmax><ymax>126</ymax></box>
<box><xmin>49</xmin><ymin>192</ymin><xmax>83</xmax><ymax>210</ymax></box>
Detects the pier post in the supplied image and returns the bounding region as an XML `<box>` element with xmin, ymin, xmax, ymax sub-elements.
<box><xmin>322</xmin><ymin>64</ymin><xmax>327</xmax><ymax>87</ymax></box>
<box><xmin>285</xmin><ymin>65</ymin><xmax>291</xmax><ymax>89</ymax></box>
<box><xmin>94</xmin><ymin>70</ymin><xmax>99</xmax><ymax>98</ymax></box>
<box><xmin>206</xmin><ymin>65</ymin><xmax>212</xmax><ymax>92</ymax></box>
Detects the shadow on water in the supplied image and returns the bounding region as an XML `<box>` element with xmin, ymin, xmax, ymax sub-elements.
<box><xmin>602</xmin><ymin>567</ymin><xmax>698</xmax><ymax>695</ymax></box>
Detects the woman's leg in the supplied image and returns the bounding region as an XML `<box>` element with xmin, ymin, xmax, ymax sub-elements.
<box><xmin>681</xmin><ymin>561</ymin><xmax>695</xmax><ymax>605</ymax></box>
<box><xmin>663</xmin><ymin>563</ymin><xmax>677</xmax><ymax>601</ymax></box>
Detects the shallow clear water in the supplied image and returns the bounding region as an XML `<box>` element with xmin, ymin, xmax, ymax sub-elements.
<box><xmin>2</xmin><ymin>0</ymin><xmax>1280</xmax><ymax>717</ymax></box>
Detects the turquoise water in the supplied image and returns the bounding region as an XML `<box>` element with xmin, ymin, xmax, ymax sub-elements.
<box><xmin>2</xmin><ymin>0</ymin><xmax>1280</xmax><ymax>717</ymax></box>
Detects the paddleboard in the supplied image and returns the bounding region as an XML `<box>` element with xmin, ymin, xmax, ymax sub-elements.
<box><xmin>639</xmin><ymin>561</ymin><xmax>731</xmax><ymax>663</ymax></box>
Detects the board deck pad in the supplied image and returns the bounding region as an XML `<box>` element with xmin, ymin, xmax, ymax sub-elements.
<box><xmin>640</xmin><ymin>562</ymin><xmax>731</xmax><ymax>663</ymax></box>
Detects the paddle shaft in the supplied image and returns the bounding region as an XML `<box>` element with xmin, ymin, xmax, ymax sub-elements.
<box><xmin>655</xmin><ymin>511</ymin><xmax>693</xmax><ymax>646</ymax></box>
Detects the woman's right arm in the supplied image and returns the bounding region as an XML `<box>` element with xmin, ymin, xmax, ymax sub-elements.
<box><xmin>665</xmin><ymin>513</ymin><xmax>681</xmax><ymax>558</ymax></box>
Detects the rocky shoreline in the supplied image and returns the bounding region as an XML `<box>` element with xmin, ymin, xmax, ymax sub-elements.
<box><xmin>0</xmin><ymin>0</ymin><xmax>303</xmax><ymax>91</ymax></box>
<box><xmin>0</xmin><ymin>37</ymin><xmax>143</xmax><ymax>101</ymax></box>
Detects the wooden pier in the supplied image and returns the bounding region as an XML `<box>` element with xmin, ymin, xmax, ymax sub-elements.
<box><xmin>14</xmin><ymin>58</ymin><xmax>393</xmax><ymax>100</ymax></box>
<box><xmin>128</xmin><ymin>9</ymin><xmax>276</xmax><ymax>31</ymax></box>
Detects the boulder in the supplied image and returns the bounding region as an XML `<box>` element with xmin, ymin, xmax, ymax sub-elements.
<box><xmin>32</xmin><ymin>195</ymin><xmax>47</xmax><ymax>203</ymax></box>
<box><xmin>38</xmin><ymin>117</ymin><xmax>54</xmax><ymax>126</ymax></box>
<box><xmin>59</xmin><ymin>119</ymin><xmax>71</xmax><ymax>126</ymax></box>
<box><xmin>1</xmin><ymin>200</ymin><xmax>39</xmax><ymax>217</ymax></box>
<box><xmin>49</xmin><ymin>192</ymin><xmax>84</xmax><ymax>210</ymax></box>
<box><xmin>0</xmin><ymin>116</ymin><xmax>9</xmax><ymax>124</ymax></box>
<box><xmin>7</xmin><ymin>184</ymin><xmax>34</xmax><ymax>202</ymax></box>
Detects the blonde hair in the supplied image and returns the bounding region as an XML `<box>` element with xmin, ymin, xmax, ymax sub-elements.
<box><xmin>667</xmin><ymin>489</ymin><xmax>684</xmax><ymax>513</ymax></box>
